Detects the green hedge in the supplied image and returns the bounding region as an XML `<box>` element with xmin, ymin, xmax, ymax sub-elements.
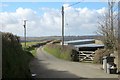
<box><xmin>2</xmin><ymin>32</ymin><xmax>33</xmax><ymax>78</ymax></box>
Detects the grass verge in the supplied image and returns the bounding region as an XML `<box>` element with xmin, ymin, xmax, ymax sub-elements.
<box><xmin>44</xmin><ymin>44</ymin><xmax>72</xmax><ymax>61</ymax></box>
<box><xmin>30</xmin><ymin>49</ymin><xmax>37</xmax><ymax>56</ymax></box>
<box><xmin>21</xmin><ymin>42</ymin><xmax>39</xmax><ymax>57</ymax></box>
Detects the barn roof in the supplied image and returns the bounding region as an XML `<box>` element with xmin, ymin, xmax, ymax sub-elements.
<box><xmin>64</xmin><ymin>39</ymin><xmax>95</xmax><ymax>44</ymax></box>
<box><xmin>74</xmin><ymin>44</ymin><xmax>104</xmax><ymax>48</ymax></box>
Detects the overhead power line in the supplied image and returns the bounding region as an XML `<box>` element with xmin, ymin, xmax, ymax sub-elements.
<box><xmin>68</xmin><ymin>2</ymin><xmax>82</xmax><ymax>7</ymax></box>
<box><xmin>67</xmin><ymin>0</ymin><xmax>84</xmax><ymax>7</ymax></box>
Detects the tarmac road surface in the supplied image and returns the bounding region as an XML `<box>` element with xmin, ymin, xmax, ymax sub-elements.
<box><xmin>30</xmin><ymin>47</ymin><xmax>119</xmax><ymax>79</ymax></box>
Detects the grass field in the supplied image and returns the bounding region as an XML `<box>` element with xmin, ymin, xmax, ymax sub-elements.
<box><xmin>21</xmin><ymin>41</ymin><xmax>41</xmax><ymax>48</ymax></box>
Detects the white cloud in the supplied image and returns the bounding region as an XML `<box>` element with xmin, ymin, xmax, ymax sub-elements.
<box><xmin>0</xmin><ymin>6</ymin><xmax>106</xmax><ymax>37</ymax></box>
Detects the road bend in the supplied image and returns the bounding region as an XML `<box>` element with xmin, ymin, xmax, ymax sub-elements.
<box><xmin>30</xmin><ymin>47</ymin><xmax>118</xmax><ymax>79</ymax></box>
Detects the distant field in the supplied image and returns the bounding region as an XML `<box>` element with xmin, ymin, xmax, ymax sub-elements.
<box><xmin>20</xmin><ymin>35</ymin><xmax>102</xmax><ymax>42</ymax></box>
<box><xmin>20</xmin><ymin>36</ymin><xmax>61</xmax><ymax>42</ymax></box>
<box><xmin>21</xmin><ymin>41</ymin><xmax>41</xmax><ymax>47</ymax></box>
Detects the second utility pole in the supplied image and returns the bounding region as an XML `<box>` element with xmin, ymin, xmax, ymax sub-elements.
<box><xmin>62</xmin><ymin>6</ymin><xmax>64</xmax><ymax>49</ymax></box>
<box><xmin>23</xmin><ymin>20</ymin><xmax>27</xmax><ymax>48</ymax></box>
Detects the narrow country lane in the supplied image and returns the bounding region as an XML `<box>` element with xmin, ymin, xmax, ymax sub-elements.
<box><xmin>30</xmin><ymin>47</ymin><xmax>118</xmax><ymax>79</ymax></box>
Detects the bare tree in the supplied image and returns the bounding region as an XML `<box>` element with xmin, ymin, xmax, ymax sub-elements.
<box><xmin>97</xmin><ymin>0</ymin><xmax>118</xmax><ymax>51</ymax></box>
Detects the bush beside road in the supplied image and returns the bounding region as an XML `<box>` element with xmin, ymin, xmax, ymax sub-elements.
<box><xmin>2</xmin><ymin>33</ymin><xmax>33</xmax><ymax>78</ymax></box>
<box><xmin>2</xmin><ymin>32</ymin><xmax>51</xmax><ymax>78</ymax></box>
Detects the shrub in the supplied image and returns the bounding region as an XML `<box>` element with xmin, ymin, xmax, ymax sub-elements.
<box><xmin>93</xmin><ymin>49</ymin><xmax>112</xmax><ymax>64</ymax></box>
<box><xmin>71</xmin><ymin>49</ymin><xmax>79</xmax><ymax>61</ymax></box>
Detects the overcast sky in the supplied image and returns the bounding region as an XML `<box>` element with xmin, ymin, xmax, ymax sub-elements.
<box><xmin>0</xmin><ymin>2</ymin><xmax>108</xmax><ymax>37</ymax></box>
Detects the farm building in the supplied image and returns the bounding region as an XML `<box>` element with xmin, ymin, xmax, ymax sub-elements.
<box><xmin>63</xmin><ymin>39</ymin><xmax>104</xmax><ymax>61</ymax></box>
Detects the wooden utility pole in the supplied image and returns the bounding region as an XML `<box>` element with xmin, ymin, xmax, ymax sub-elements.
<box><xmin>62</xmin><ymin>6</ymin><xmax>64</xmax><ymax>48</ymax></box>
<box><xmin>23</xmin><ymin>20</ymin><xmax>27</xmax><ymax>48</ymax></box>
<box><xmin>61</xmin><ymin>2</ymin><xmax>82</xmax><ymax>49</ymax></box>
